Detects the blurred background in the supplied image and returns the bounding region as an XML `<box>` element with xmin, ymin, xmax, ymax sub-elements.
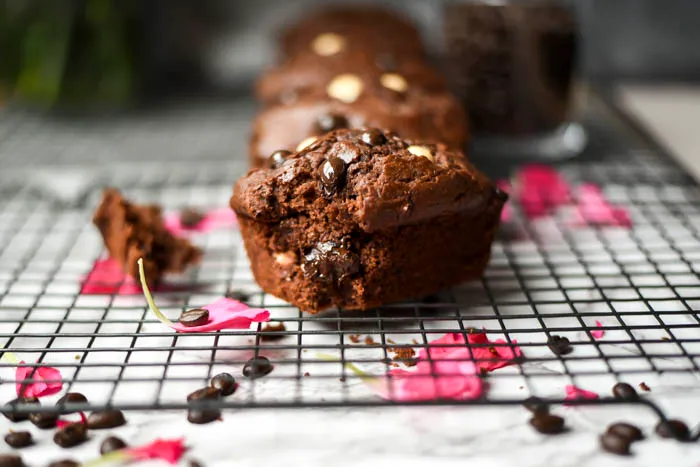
<box><xmin>0</xmin><ymin>0</ymin><xmax>698</xmax><ymax>173</ymax></box>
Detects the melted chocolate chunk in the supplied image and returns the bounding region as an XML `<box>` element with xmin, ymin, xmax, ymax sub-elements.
<box><xmin>318</xmin><ymin>156</ymin><xmax>347</xmax><ymax>195</ymax></box>
<box><xmin>316</xmin><ymin>114</ymin><xmax>348</xmax><ymax>133</ymax></box>
<box><xmin>100</xmin><ymin>436</ymin><xmax>128</xmax><ymax>455</ymax></box>
<box><xmin>360</xmin><ymin>129</ymin><xmax>386</xmax><ymax>146</ymax></box>
<box><xmin>606</xmin><ymin>422</ymin><xmax>643</xmax><ymax>442</ymax></box>
<box><xmin>4</xmin><ymin>431</ymin><xmax>32</xmax><ymax>448</ymax></box>
<box><xmin>180</xmin><ymin>208</ymin><xmax>205</xmax><ymax>228</ymax></box>
<box><xmin>178</xmin><ymin>308</ymin><xmax>209</xmax><ymax>327</ymax></box>
<box><xmin>599</xmin><ymin>432</ymin><xmax>631</xmax><ymax>456</ymax></box>
<box><xmin>87</xmin><ymin>410</ymin><xmax>126</xmax><ymax>429</ymax></box>
<box><xmin>54</xmin><ymin>423</ymin><xmax>88</xmax><ymax>448</ymax></box>
<box><xmin>301</xmin><ymin>241</ymin><xmax>359</xmax><ymax>284</ymax></box>
<box><xmin>269</xmin><ymin>150</ymin><xmax>291</xmax><ymax>169</ymax></box>
<box><xmin>546</xmin><ymin>335</ymin><xmax>572</xmax><ymax>355</ymax></box>
<box><xmin>210</xmin><ymin>373</ymin><xmax>237</xmax><ymax>396</ymax></box>
<box><xmin>242</xmin><ymin>357</ymin><xmax>273</xmax><ymax>379</ymax></box>
<box><xmin>655</xmin><ymin>419</ymin><xmax>690</xmax><ymax>441</ymax></box>
<box><xmin>529</xmin><ymin>413</ymin><xmax>565</xmax><ymax>434</ymax></box>
<box><xmin>612</xmin><ymin>382</ymin><xmax>639</xmax><ymax>401</ymax></box>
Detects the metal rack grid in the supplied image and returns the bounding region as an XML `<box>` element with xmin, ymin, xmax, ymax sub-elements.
<box><xmin>0</xmin><ymin>96</ymin><xmax>699</xmax><ymax>419</ymax></box>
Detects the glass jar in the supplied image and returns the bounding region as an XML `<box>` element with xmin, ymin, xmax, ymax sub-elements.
<box><xmin>443</xmin><ymin>0</ymin><xmax>586</xmax><ymax>159</ymax></box>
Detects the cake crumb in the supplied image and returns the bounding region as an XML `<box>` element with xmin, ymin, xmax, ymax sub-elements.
<box><xmin>387</xmin><ymin>338</ymin><xmax>396</xmax><ymax>344</ymax></box>
<box><xmin>260</xmin><ymin>322</ymin><xmax>287</xmax><ymax>341</ymax></box>
<box><xmin>364</xmin><ymin>336</ymin><xmax>375</xmax><ymax>345</ymax></box>
<box><xmin>389</xmin><ymin>347</ymin><xmax>417</xmax><ymax>367</ymax></box>
<box><xmin>639</xmin><ymin>382</ymin><xmax>651</xmax><ymax>392</ymax></box>
<box><xmin>411</xmin><ymin>338</ymin><xmax>419</xmax><ymax>345</ymax></box>
<box><xmin>349</xmin><ymin>334</ymin><xmax>361</xmax><ymax>343</ymax></box>
<box><xmin>304</xmin><ymin>372</ymin><xmax>310</xmax><ymax>377</ymax></box>
<box><xmin>339</xmin><ymin>377</ymin><xmax>346</xmax><ymax>382</ymax></box>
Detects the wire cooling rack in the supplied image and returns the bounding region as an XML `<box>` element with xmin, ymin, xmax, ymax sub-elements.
<box><xmin>0</xmin><ymin>95</ymin><xmax>699</xmax><ymax>418</ymax></box>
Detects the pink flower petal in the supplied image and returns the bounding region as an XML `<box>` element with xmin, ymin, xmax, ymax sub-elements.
<box><xmin>467</xmin><ymin>332</ymin><xmax>523</xmax><ymax>372</ymax></box>
<box><xmin>80</xmin><ymin>259</ymin><xmax>143</xmax><ymax>295</ymax></box>
<box><xmin>127</xmin><ymin>438</ymin><xmax>187</xmax><ymax>465</ymax></box>
<box><xmin>591</xmin><ymin>320</ymin><xmax>605</xmax><ymax>339</ymax></box>
<box><xmin>56</xmin><ymin>412</ymin><xmax>87</xmax><ymax>428</ymax></box>
<box><xmin>514</xmin><ymin>165</ymin><xmax>572</xmax><ymax>219</ymax></box>
<box><xmin>168</xmin><ymin>298</ymin><xmax>270</xmax><ymax>333</ymax></box>
<box><xmin>371</xmin><ymin>359</ymin><xmax>483</xmax><ymax>401</ymax></box>
<box><xmin>564</xmin><ymin>384</ymin><xmax>599</xmax><ymax>405</ymax></box>
<box><xmin>574</xmin><ymin>183</ymin><xmax>632</xmax><ymax>228</ymax></box>
<box><xmin>15</xmin><ymin>363</ymin><xmax>63</xmax><ymax>398</ymax></box>
<box><xmin>164</xmin><ymin>208</ymin><xmax>237</xmax><ymax>236</ymax></box>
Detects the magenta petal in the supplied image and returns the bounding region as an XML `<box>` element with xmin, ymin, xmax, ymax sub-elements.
<box><xmin>574</xmin><ymin>183</ymin><xmax>632</xmax><ymax>228</ymax></box>
<box><xmin>591</xmin><ymin>320</ymin><xmax>605</xmax><ymax>339</ymax></box>
<box><xmin>417</xmin><ymin>332</ymin><xmax>467</xmax><ymax>361</ymax></box>
<box><xmin>164</xmin><ymin>208</ymin><xmax>237</xmax><ymax>236</ymax></box>
<box><xmin>15</xmin><ymin>363</ymin><xmax>63</xmax><ymax>398</ymax></box>
<box><xmin>467</xmin><ymin>333</ymin><xmax>522</xmax><ymax>372</ymax></box>
<box><xmin>564</xmin><ymin>385</ymin><xmax>599</xmax><ymax>405</ymax></box>
<box><xmin>80</xmin><ymin>259</ymin><xmax>143</xmax><ymax>295</ymax></box>
<box><xmin>168</xmin><ymin>298</ymin><xmax>270</xmax><ymax>333</ymax></box>
<box><xmin>515</xmin><ymin>165</ymin><xmax>572</xmax><ymax>218</ymax></box>
<box><xmin>375</xmin><ymin>359</ymin><xmax>482</xmax><ymax>401</ymax></box>
<box><xmin>127</xmin><ymin>438</ymin><xmax>187</xmax><ymax>465</ymax></box>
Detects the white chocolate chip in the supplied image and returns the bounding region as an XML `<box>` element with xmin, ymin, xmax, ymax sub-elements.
<box><xmin>274</xmin><ymin>252</ymin><xmax>296</xmax><ymax>267</ymax></box>
<box><xmin>326</xmin><ymin>74</ymin><xmax>364</xmax><ymax>103</ymax></box>
<box><xmin>380</xmin><ymin>73</ymin><xmax>408</xmax><ymax>93</ymax></box>
<box><xmin>296</xmin><ymin>136</ymin><xmax>318</xmax><ymax>152</ymax></box>
<box><xmin>407</xmin><ymin>145</ymin><xmax>434</xmax><ymax>162</ymax></box>
<box><xmin>311</xmin><ymin>33</ymin><xmax>346</xmax><ymax>56</ymax></box>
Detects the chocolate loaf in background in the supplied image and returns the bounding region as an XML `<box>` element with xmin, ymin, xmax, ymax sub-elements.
<box><xmin>249</xmin><ymin>5</ymin><xmax>468</xmax><ymax>168</ymax></box>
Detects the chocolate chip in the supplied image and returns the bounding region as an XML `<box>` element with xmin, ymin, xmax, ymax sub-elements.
<box><xmin>600</xmin><ymin>432</ymin><xmax>631</xmax><ymax>456</ymax></box>
<box><xmin>210</xmin><ymin>373</ymin><xmax>237</xmax><ymax>396</ymax></box>
<box><xmin>180</xmin><ymin>208</ymin><xmax>205</xmax><ymax>228</ymax></box>
<box><xmin>655</xmin><ymin>419</ymin><xmax>690</xmax><ymax>441</ymax></box>
<box><xmin>187</xmin><ymin>387</ymin><xmax>221</xmax><ymax>402</ymax></box>
<box><xmin>53</xmin><ymin>423</ymin><xmax>88</xmax><ymax>448</ymax></box>
<box><xmin>529</xmin><ymin>413</ymin><xmax>565</xmax><ymax>434</ymax></box>
<box><xmin>269</xmin><ymin>149</ymin><xmax>291</xmax><ymax>169</ymax></box>
<box><xmin>100</xmin><ymin>436</ymin><xmax>128</xmax><ymax>455</ymax></box>
<box><xmin>523</xmin><ymin>396</ymin><xmax>549</xmax><ymax>415</ymax></box>
<box><xmin>29</xmin><ymin>411</ymin><xmax>58</xmax><ymax>429</ymax></box>
<box><xmin>56</xmin><ymin>392</ymin><xmax>88</xmax><ymax>409</ymax></box>
<box><xmin>187</xmin><ymin>408</ymin><xmax>221</xmax><ymax>425</ymax></box>
<box><xmin>178</xmin><ymin>308</ymin><xmax>209</xmax><ymax>327</ymax></box>
<box><xmin>0</xmin><ymin>455</ymin><xmax>23</xmax><ymax>467</ymax></box>
<box><xmin>316</xmin><ymin>114</ymin><xmax>348</xmax><ymax>133</ymax></box>
<box><xmin>2</xmin><ymin>398</ymin><xmax>39</xmax><ymax>422</ymax></box>
<box><xmin>48</xmin><ymin>460</ymin><xmax>79</xmax><ymax>467</ymax></box>
<box><xmin>612</xmin><ymin>382</ymin><xmax>639</xmax><ymax>401</ymax></box>
<box><xmin>360</xmin><ymin>129</ymin><xmax>386</xmax><ymax>146</ymax></box>
<box><xmin>260</xmin><ymin>322</ymin><xmax>287</xmax><ymax>341</ymax></box>
<box><xmin>318</xmin><ymin>156</ymin><xmax>347</xmax><ymax>195</ymax></box>
<box><xmin>242</xmin><ymin>357</ymin><xmax>273</xmax><ymax>379</ymax></box>
<box><xmin>546</xmin><ymin>335</ymin><xmax>572</xmax><ymax>355</ymax></box>
<box><xmin>87</xmin><ymin>410</ymin><xmax>126</xmax><ymax>429</ymax></box>
<box><xmin>301</xmin><ymin>241</ymin><xmax>360</xmax><ymax>284</ymax></box>
<box><xmin>606</xmin><ymin>422</ymin><xmax>643</xmax><ymax>441</ymax></box>
<box><xmin>4</xmin><ymin>431</ymin><xmax>32</xmax><ymax>448</ymax></box>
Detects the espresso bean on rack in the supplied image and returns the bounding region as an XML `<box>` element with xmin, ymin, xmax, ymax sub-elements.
<box><xmin>3</xmin><ymin>398</ymin><xmax>39</xmax><ymax>423</ymax></box>
<box><xmin>612</xmin><ymin>383</ymin><xmax>639</xmax><ymax>401</ymax></box>
<box><xmin>600</xmin><ymin>432</ymin><xmax>631</xmax><ymax>456</ymax></box>
<box><xmin>56</xmin><ymin>393</ymin><xmax>88</xmax><ymax>407</ymax></box>
<box><xmin>180</xmin><ymin>209</ymin><xmax>205</xmax><ymax>228</ymax></box>
<box><xmin>242</xmin><ymin>357</ymin><xmax>273</xmax><ymax>379</ymax></box>
<box><xmin>100</xmin><ymin>436</ymin><xmax>128</xmax><ymax>455</ymax></box>
<box><xmin>546</xmin><ymin>335</ymin><xmax>572</xmax><ymax>355</ymax></box>
<box><xmin>4</xmin><ymin>431</ymin><xmax>32</xmax><ymax>448</ymax></box>
<box><xmin>529</xmin><ymin>414</ymin><xmax>565</xmax><ymax>434</ymax></box>
<box><xmin>210</xmin><ymin>373</ymin><xmax>237</xmax><ymax>396</ymax></box>
<box><xmin>655</xmin><ymin>419</ymin><xmax>690</xmax><ymax>441</ymax></box>
<box><xmin>0</xmin><ymin>454</ymin><xmax>23</xmax><ymax>467</ymax></box>
<box><xmin>187</xmin><ymin>387</ymin><xmax>221</xmax><ymax>402</ymax></box>
<box><xmin>606</xmin><ymin>422</ymin><xmax>643</xmax><ymax>442</ymax></box>
<box><xmin>522</xmin><ymin>396</ymin><xmax>549</xmax><ymax>415</ymax></box>
<box><xmin>87</xmin><ymin>410</ymin><xmax>126</xmax><ymax>429</ymax></box>
<box><xmin>48</xmin><ymin>461</ymin><xmax>79</xmax><ymax>467</ymax></box>
<box><xmin>29</xmin><ymin>411</ymin><xmax>58</xmax><ymax>429</ymax></box>
<box><xmin>178</xmin><ymin>308</ymin><xmax>210</xmax><ymax>328</ymax></box>
<box><xmin>54</xmin><ymin>423</ymin><xmax>88</xmax><ymax>448</ymax></box>
<box><xmin>187</xmin><ymin>408</ymin><xmax>221</xmax><ymax>425</ymax></box>
<box><xmin>225</xmin><ymin>290</ymin><xmax>250</xmax><ymax>302</ymax></box>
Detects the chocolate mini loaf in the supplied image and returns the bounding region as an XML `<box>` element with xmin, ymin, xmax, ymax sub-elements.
<box><xmin>232</xmin><ymin>129</ymin><xmax>505</xmax><ymax>313</ymax></box>
<box><xmin>93</xmin><ymin>188</ymin><xmax>202</xmax><ymax>285</ymax></box>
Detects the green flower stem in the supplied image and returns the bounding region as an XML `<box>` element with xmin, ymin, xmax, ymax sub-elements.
<box><xmin>81</xmin><ymin>449</ymin><xmax>131</xmax><ymax>467</ymax></box>
<box><xmin>315</xmin><ymin>353</ymin><xmax>376</xmax><ymax>384</ymax></box>
<box><xmin>137</xmin><ymin>258</ymin><xmax>173</xmax><ymax>327</ymax></box>
<box><xmin>0</xmin><ymin>351</ymin><xmax>20</xmax><ymax>365</ymax></box>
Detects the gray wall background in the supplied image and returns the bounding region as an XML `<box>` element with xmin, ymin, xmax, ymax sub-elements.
<box><xmin>203</xmin><ymin>0</ymin><xmax>700</xmax><ymax>88</ymax></box>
